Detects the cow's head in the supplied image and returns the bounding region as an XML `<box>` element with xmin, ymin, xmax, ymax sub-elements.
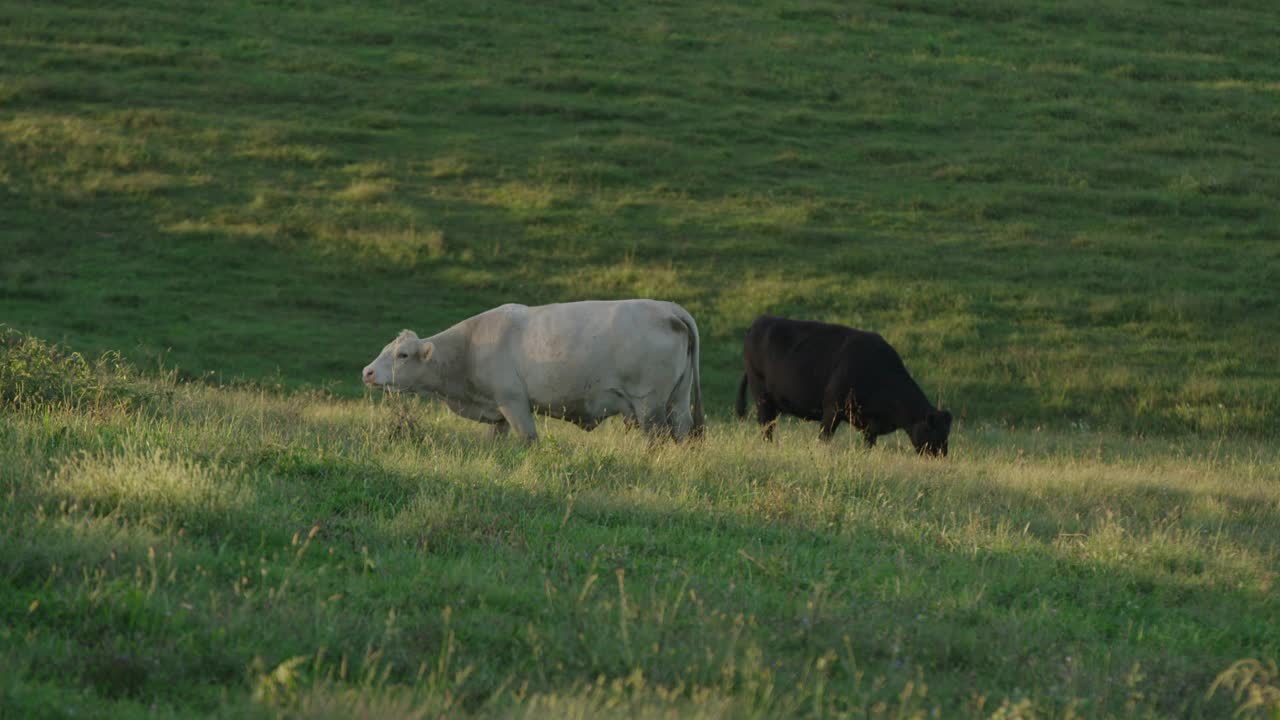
<box><xmin>909</xmin><ymin>409</ymin><xmax>951</xmax><ymax>457</ymax></box>
<box><xmin>362</xmin><ymin>330</ymin><xmax>438</xmax><ymax>392</ymax></box>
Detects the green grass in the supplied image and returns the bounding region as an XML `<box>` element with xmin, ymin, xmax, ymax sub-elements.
<box><xmin>1</xmin><ymin>363</ymin><xmax>1278</xmax><ymax>718</ymax></box>
<box><xmin>3</xmin><ymin>0</ymin><xmax>1280</xmax><ymax>716</ymax></box>
<box><xmin>2</xmin><ymin>0</ymin><xmax>1277</xmax><ymax>433</ymax></box>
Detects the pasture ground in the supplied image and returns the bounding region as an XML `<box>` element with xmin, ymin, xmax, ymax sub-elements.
<box><xmin>2</xmin><ymin>0</ymin><xmax>1279</xmax><ymax>717</ymax></box>
<box><xmin>2</xmin><ymin>0</ymin><xmax>1278</xmax><ymax>433</ymax></box>
<box><xmin>2</xmin><ymin>367</ymin><xmax>1278</xmax><ymax>718</ymax></box>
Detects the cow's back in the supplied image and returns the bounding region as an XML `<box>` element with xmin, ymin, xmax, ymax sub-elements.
<box><xmin>501</xmin><ymin>300</ymin><xmax>692</xmax><ymax>418</ymax></box>
<box><xmin>744</xmin><ymin>316</ymin><xmax>913</xmax><ymax>417</ymax></box>
<box><xmin>743</xmin><ymin>317</ymin><xmax>850</xmax><ymax>418</ymax></box>
<box><xmin>739</xmin><ymin>315</ymin><xmax>943</xmax><ymax>449</ymax></box>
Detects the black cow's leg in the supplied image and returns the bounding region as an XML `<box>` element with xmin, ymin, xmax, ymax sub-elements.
<box><xmin>854</xmin><ymin>407</ymin><xmax>882</xmax><ymax>449</ymax></box>
<box><xmin>756</xmin><ymin>400</ymin><xmax>780</xmax><ymax>442</ymax></box>
<box><xmin>819</xmin><ymin>404</ymin><xmax>843</xmax><ymax>442</ymax></box>
<box><xmin>860</xmin><ymin>415</ymin><xmax>880</xmax><ymax>448</ymax></box>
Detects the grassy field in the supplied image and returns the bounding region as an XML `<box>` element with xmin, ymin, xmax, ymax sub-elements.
<box><xmin>2</xmin><ymin>350</ymin><xmax>1278</xmax><ymax>718</ymax></box>
<box><xmin>3</xmin><ymin>0</ymin><xmax>1278</xmax><ymax>432</ymax></box>
<box><xmin>3</xmin><ymin>0</ymin><xmax>1280</xmax><ymax>716</ymax></box>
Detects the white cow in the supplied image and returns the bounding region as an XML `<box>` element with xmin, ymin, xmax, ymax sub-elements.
<box><xmin>362</xmin><ymin>300</ymin><xmax>704</xmax><ymax>441</ymax></box>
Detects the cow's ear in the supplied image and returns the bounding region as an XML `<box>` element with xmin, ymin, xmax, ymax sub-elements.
<box><xmin>419</xmin><ymin>340</ymin><xmax>434</xmax><ymax>361</ymax></box>
<box><xmin>930</xmin><ymin>410</ymin><xmax>952</xmax><ymax>432</ymax></box>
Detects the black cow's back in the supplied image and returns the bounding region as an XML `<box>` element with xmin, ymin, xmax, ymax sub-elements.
<box><xmin>742</xmin><ymin>317</ymin><xmax>850</xmax><ymax>419</ymax></box>
<box><xmin>738</xmin><ymin>315</ymin><xmax>947</xmax><ymax>453</ymax></box>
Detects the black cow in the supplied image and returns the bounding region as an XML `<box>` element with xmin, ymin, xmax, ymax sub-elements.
<box><xmin>735</xmin><ymin>315</ymin><xmax>952</xmax><ymax>455</ymax></box>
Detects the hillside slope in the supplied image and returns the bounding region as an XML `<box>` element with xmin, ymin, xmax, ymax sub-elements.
<box><xmin>2</xmin><ymin>0</ymin><xmax>1278</xmax><ymax>434</ymax></box>
<box><xmin>3</xmin><ymin>2</ymin><xmax>1280</xmax><ymax>715</ymax></box>
<box><xmin>1</xmin><ymin>338</ymin><xmax>1278</xmax><ymax>717</ymax></box>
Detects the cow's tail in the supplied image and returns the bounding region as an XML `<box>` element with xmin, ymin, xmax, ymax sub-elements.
<box><xmin>673</xmin><ymin>306</ymin><xmax>705</xmax><ymax>439</ymax></box>
<box><xmin>734</xmin><ymin>372</ymin><xmax>749</xmax><ymax>419</ymax></box>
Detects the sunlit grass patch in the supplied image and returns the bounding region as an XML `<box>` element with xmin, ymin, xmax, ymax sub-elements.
<box><xmin>0</xmin><ymin>114</ymin><xmax>154</xmax><ymax>179</ymax></box>
<box><xmin>1209</xmin><ymin>658</ymin><xmax>1280</xmax><ymax>720</ymax></box>
<box><xmin>316</xmin><ymin>224</ymin><xmax>446</xmax><ymax>264</ymax></box>
<box><xmin>665</xmin><ymin>192</ymin><xmax>833</xmax><ymax>235</ymax></box>
<box><xmin>428</xmin><ymin>155</ymin><xmax>472</xmax><ymax>180</ymax></box>
<box><xmin>1194</xmin><ymin>79</ymin><xmax>1280</xmax><ymax>93</ymax></box>
<box><xmin>245</xmin><ymin>186</ymin><xmax>306</xmax><ymax>213</ymax></box>
<box><xmin>341</xmin><ymin>161</ymin><xmax>391</xmax><ymax>179</ymax></box>
<box><xmin>1</xmin><ymin>327</ymin><xmax>139</xmax><ymax>412</ymax></box>
<box><xmin>334</xmin><ymin>178</ymin><xmax>395</xmax><ymax>204</ymax></box>
<box><xmin>164</xmin><ymin>218</ymin><xmax>277</xmax><ymax>239</ymax></box>
<box><xmin>709</xmin><ymin>272</ymin><xmax>813</xmax><ymax>334</ymax></box>
<box><xmin>483</xmin><ymin>180</ymin><xmax>561</xmax><ymax>214</ymax></box>
<box><xmin>549</xmin><ymin>258</ymin><xmax>684</xmax><ymax>299</ymax></box>
<box><xmin>50</xmin><ymin>446</ymin><xmax>254</xmax><ymax>531</ymax></box>
<box><xmin>382</xmin><ymin>453</ymin><xmax>511</xmax><ymax>545</ymax></box>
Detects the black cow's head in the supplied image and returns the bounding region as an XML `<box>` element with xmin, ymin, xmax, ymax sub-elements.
<box><xmin>909</xmin><ymin>410</ymin><xmax>952</xmax><ymax>457</ymax></box>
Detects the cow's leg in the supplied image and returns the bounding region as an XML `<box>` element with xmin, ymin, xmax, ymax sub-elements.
<box><xmin>666</xmin><ymin>353</ymin><xmax>698</xmax><ymax>442</ymax></box>
<box><xmin>819</xmin><ymin>404</ymin><xmax>844</xmax><ymax>442</ymax></box>
<box><xmin>640</xmin><ymin>406</ymin><xmax>672</xmax><ymax>442</ymax></box>
<box><xmin>818</xmin><ymin>387</ymin><xmax>857</xmax><ymax>443</ymax></box>
<box><xmin>627</xmin><ymin>393</ymin><xmax>671</xmax><ymax>443</ymax></box>
<box><xmin>496</xmin><ymin>401</ymin><xmax>539</xmax><ymax>442</ymax></box>
<box><xmin>860</xmin><ymin>419</ymin><xmax>883</xmax><ymax>449</ymax></box>
<box><xmin>488</xmin><ymin>420</ymin><xmax>509</xmax><ymax>439</ymax></box>
<box><xmin>669</xmin><ymin>399</ymin><xmax>695</xmax><ymax>442</ymax></box>
<box><xmin>756</xmin><ymin>399</ymin><xmax>780</xmax><ymax>442</ymax></box>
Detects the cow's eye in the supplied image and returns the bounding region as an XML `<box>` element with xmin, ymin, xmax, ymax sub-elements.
<box><xmin>396</xmin><ymin>352</ymin><xmax>408</xmax><ymax>359</ymax></box>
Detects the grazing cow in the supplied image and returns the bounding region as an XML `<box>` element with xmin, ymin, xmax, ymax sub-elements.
<box><xmin>362</xmin><ymin>300</ymin><xmax>704</xmax><ymax>442</ymax></box>
<box><xmin>735</xmin><ymin>315</ymin><xmax>951</xmax><ymax>455</ymax></box>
